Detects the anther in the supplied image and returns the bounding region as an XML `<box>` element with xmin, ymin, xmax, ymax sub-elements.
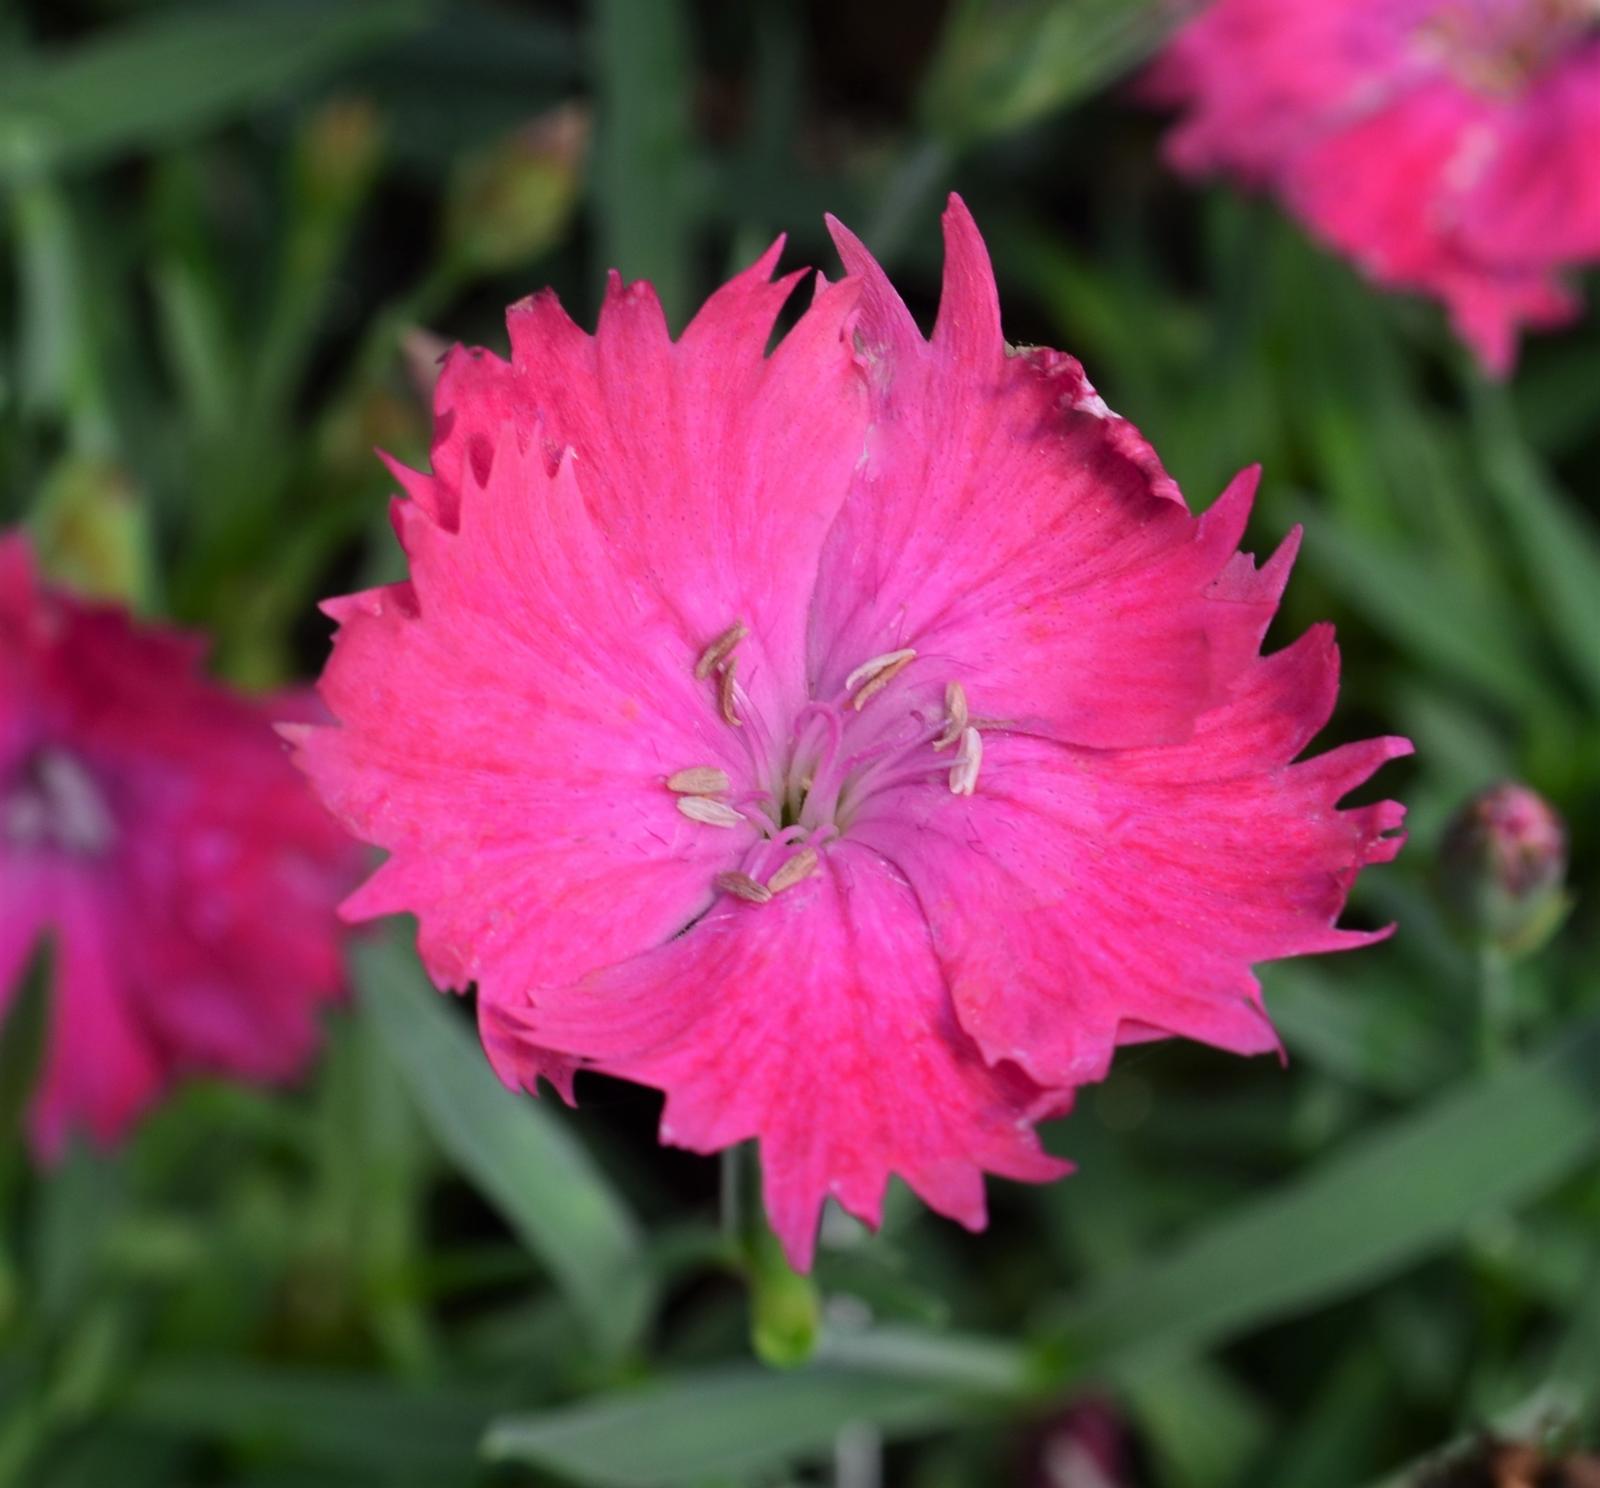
<box><xmin>717</xmin><ymin>658</ymin><xmax>743</xmax><ymax>728</ymax></box>
<box><xmin>949</xmin><ymin>727</ymin><xmax>983</xmax><ymax>797</ymax></box>
<box><xmin>933</xmin><ymin>681</ymin><xmax>969</xmax><ymax>750</ymax></box>
<box><xmin>766</xmin><ymin>847</ymin><xmax>819</xmax><ymax>894</ymax></box>
<box><xmin>851</xmin><ymin>652</ymin><xmax>915</xmax><ymax>710</ymax></box>
<box><xmin>695</xmin><ymin>621</ymin><xmax>748</xmax><ymax>680</ymax></box>
<box><xmin>666</xmin><ymin>766</ymin><xmax>731</xmax><ymax>795</ymax></box>
<box><xmin>715</xmin><ymin>871</ymin><xmax>773</xmax><ymax>904</ymax></box>
<box><xmin>845</xmin><ymin>648</ymin><xmax>916</xmax><ymax>695</ymax></box>
<box><xmin>677</xmin><ymin>796</ymin><xmax>745</xmax><ymax>828</ymax></box>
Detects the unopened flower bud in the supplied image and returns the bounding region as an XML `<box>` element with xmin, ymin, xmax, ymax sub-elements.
<box><xmin>1438</xmin><ymin>782</ymin><xmax>1568</xmax><ymax>957</ymax></box>
<box><xmin>1027</xmin><ymin>1397</ymin><xmax>1133</xmax><ymax>1488</ymax></box>
<box><xmin>444</xmin><ymin>102</ymin><xmax>588</xmax><ymax>276</ymax></box>
<box><xmin>30</xmin><ymin>455</ymin><xmax>153</xmax><ymax>610</ymax></box>
<box><xmin>296</xmin><ymin>97</ymin><xmax>383</xmax><ymax>211</ymax></box>
<box><xmin>399</xmin><ymin>326</ymin><xmax>451</xmax><ymax>410</ymax></box>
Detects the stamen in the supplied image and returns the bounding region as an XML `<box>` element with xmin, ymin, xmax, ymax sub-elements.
<box><xmin>717</xmin><ymin>658</ymin><xmax>743</xmax><ymax>728</ymax></box>
<box><xmin>845</xmin><ymin>648</ymin><xmax>916</xmax><ymax>701</ymax></box>
<box><xmin>677</xmin><ymin>796</ymin><xmax>745</xmax><ymax>828</ymax></box>
<box><xmin>666</xmin><ymin>766</ymin><xmax>731</xmax><ymax>795</ymax></box>
<box><xmin>695</xmin><ymin>621</ymin><xmax>748</xmax><ymax>680</ymax></box>
<box><xmin>715</xmin><ymin>871</ymin><xmax>773</xmax><ymax>904</ymax></box>
<box><xmin>766</xmin><ymin>847</ymin><xmax>819</xmax><ymax>894</ymax></box>
<box><xmin>949</xmin><ymin>727</ymin><xmax>983</xmax><ymax>797</ymax></box>
<box><xmin>933</xmin><ymin>681</ymin><xmax>969</xmax><ymax>750</ymax></box>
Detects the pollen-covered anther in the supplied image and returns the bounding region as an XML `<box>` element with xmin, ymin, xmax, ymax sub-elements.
<box><xmin>694</xmin><ymin>621</ymin><xmax>748</xmax><ymax>680</ymax></box>
<box><xmin>933</xmin><ymin>681</ymin><xmax>969</xmax><ymax>750</ymax></box>
<box><xmin>677</xmin><ymin>796</ymin><xmax>745</xmax><ymax>828</ymax></box>
<box><xmin>715</xmin><ymin>871</ymin><xmax>773</xmax><ymax>904</ymax></box>
<box><xmin>949</xmin><ymin>726</ymin><xmax>983</xmax><ymax>797</ymax></box>
<box><xmin>716</xmin><ymin>658</ymin><xmax>743</xmax><ymax>728</ymax></box>
<box><xmin>846</xmin><ymin>648</ymin><xmax>916</xmax><ymax>710</ymax></box>
<box><xmin>666</xmin><ymin>766</ymin><xmax>731</xmax><ymax>795</ymax></box>
<box><xmin>766</xmin><ymin>846</ymin><xmax>820</xmax><ymax>894</ymax></box>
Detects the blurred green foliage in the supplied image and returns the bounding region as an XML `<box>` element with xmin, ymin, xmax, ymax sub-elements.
<box><xmin>2</xmin><ymin>1</ymin><xmax>1599</xmax><ymax>1485</ymax></box>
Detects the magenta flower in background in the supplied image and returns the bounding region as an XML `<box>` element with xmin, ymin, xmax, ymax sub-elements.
<box><xmin>294</xmin><ymin>198</ymin><xmax>1408</xmax><ymax>1269</ymax></box>
<box><xmin>1146</xmin><ymin>0</ymin><xmax>1600</xmax><ymax>374</ymax></box>
<box><xmin>0</xmin><ymin>533</ymin><xmax>359</xmax><ymax>1155</ymax></box>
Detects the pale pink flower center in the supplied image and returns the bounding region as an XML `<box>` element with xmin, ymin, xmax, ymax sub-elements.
<box><xmin>668</xmin><ymin>627</ymin><xmax>981</xmax><ymax>904</ymax></box>
<box><xmin>3</xmin><ymin>748</ymin><xmax>115</xmax><ymax>858</ymax></box>
<box><xmin>1419</xmin><ymin>0</ymin><xmax>1599</xmax><ymax>93</ymax></box>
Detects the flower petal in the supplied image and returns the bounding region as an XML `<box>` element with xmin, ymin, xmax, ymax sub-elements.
<box><xmin>813</xmin><ymin>197</ymin><xmax>1275</xmax><ymax>748</ymax></box>
<box><xmin>299</xmin><ymin>431</ymin><xmax>755</xmax><ymax>1010</ymax></box>
<box><xmin>514</xmin><ymin>841</ymin><xmax>1068</xmax><ymax>1270</ymax></box>
<box><xmin>855</xmin><ymin>629</ymin><xmax>1411</xmax><ymax>1087</ymax></box>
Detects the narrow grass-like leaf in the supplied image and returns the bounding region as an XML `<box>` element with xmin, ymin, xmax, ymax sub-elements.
<box><xmin>353</xmin><ymin>935</ymin><xmax>650</xmax><ymax>1358</ymax></box>
<box><xmin>0</xmin><ymin>939</ymin><xmax>51</xmax><ymax>1153</ymax></box>
<box><xmin>0</xmin><ymin>1</ymin><xmax>429</xmax><ymax>176</ymax></box>
<box><xmin>1474</xmin><ymin>385</ymin><xmax>1600</xmax><ymax>711</ymax></box>
<box><xmin>591</xmin><ymin>0</ymin><xmax>694</xmax><ymax>324</ymax></box>
<box><xmin>921</xmin><ymin>0</ymin><xmax>1178</xmax><ymax>144</ymax></box>
<box><xmin>1051</xmin><ymin>1019</ymin><xmax>1600</xmax><ymax>1371</ymax></box>
<box><xmin>1292</xmin><ymin>502</ymin><xmax>1551</xmax><ymax>715</ymax></box>
<box><xmin>484</xmin><ymin>1347</ymin><xmax>1014</xmax><ymax>1487</ymax></box>
<box><xmin>112</xmin><ymin>1362</ymin><xmax>482</xmax><ymax>1476</ymax></box>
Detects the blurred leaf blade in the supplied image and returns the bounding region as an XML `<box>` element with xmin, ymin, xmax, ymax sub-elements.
<box><xmin>113</xmin><ymin>1361</ymin><xmax>484</xmax><ymax>1476</ymax></box>
<box><xmin>1053</xmin><ymin>1017</ymin><xmax>1600</xmax><ymax>1371</ymax></box>
<box><xmin>0</xmin><ymin>939</ymin><xmax>52</xmax><ymax>1158</ymax></box>
<box><xmin>1474</xmin><ymin>384</ymin><xmax>1600</xmax><ymax>712</ymax></box>
<box><xmin>484</xmin><ymin>1349</ymin><xmax>1013</xmax><ymax>1488</ymax></box>
<box><xmin>1292</xmin><ymin>500</ymin><xmax>1552</xmax><ymax>716</ymax></box>
<box><xmin>922</xmin><ymin>0</ymin><xmax>1179</xmax><ymax>144</ymax></box>
<box><xmin>0</xmin><ymin>0</ymin><xmax>431</xmax><ymax>176</ymax></box>
<box><xmin>354</xmin><ymin>935</ymin><xmax>651</xmax><ymax>1359</ymax></box>
<box><xmin>591</xmin><ymin>0</ymin><xmax>694</xmax><ymax>323</ymax></box>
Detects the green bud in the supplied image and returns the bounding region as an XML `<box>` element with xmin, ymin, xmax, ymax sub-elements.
<box><xmin>1437</xmin><ymin>782</ymin><xmax>1569</xmax><ymax>958</ymax></box>
<box><xmin>295</xmin><ymin>97</ymin><xmax>384</xmax><ymax>212</ymax></box>
<box><xmin>747</xmin><ymin>1221</ymin><xmax>821</xmax><ymax>1369</ymax></box>
<box><xmin>444</xmin><ymin>103</ymin><xmax>588</xmax><ymax>276</ymax></box>
<box><xmin>30</xmin><ymin>455</ymin><xmax>154</xmax><ymax>611</ymax></box>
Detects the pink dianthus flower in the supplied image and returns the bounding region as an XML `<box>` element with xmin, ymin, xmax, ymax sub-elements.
<box><xmin>0</xmin><ymin>533</ymin><xmax>359</xmax><ymax>1155</ymax></box>
<box><xmin>295</xmin><ymin>199</ymin><xmax>1408</xmax><ymax>1268</ymax></box>
<box><xmin>1147</xmin><ymin>0</ymin><xmax>1600</xmax><ymax>373</ymax></box>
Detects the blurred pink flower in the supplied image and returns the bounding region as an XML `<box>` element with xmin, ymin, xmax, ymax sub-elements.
<box><xmin>1147</xmin><ymin>0</ymin><xmax>1600</xmax><ymax>373</ymax></box>
<box><xmin>294</xmin><ymin>197</ymin><xmax>1407</xmax><ymax>1269</ymax></box>
<box><xmin>0</xmin><ymin>532</ymin><xmax>359</xmax><ymax>1156</ymax></box>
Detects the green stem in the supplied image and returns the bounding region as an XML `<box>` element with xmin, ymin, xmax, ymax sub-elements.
<box><xmin>1477</xmin><ymin>942</ymin><xmax>1515</xmax><ymax>1069</ymax></box>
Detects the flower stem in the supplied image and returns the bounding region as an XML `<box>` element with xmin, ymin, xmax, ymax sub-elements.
<box><xmin>1478</xmin><ymin>942</ymin><xmax>1516</xmax><ymax>1069</ymax></box>
<box><xmin>723</xmin><ymin>1142</ymin><xmax>821</xmax><ymax>1367</ymax></box>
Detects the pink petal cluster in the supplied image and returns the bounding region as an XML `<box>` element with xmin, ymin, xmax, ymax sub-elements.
<box><xmin>295</xmin><ymin>199</ymin><xmax>1408</xmax><ymax>1269</ymax></box>
<box><xmin>1146</xmin><ymin>0</ymin><xmax>1600</xmax><ymax>373</ymax></box>
<box><xmin>0</xmin><ymin>533</ymin><xmax>360</xmax><ymax>1155</ymax></box>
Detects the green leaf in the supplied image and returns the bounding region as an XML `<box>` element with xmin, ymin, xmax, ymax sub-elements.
<box><xmin>111</xmin><ymin>1361</ymin><xmax>483</xmax><ymax>1477</ymax></box>
<box><xmin>1473</xmin><ymin>384</ymin><xmax>1600</xmax><ymax>712</ymax></box>
<box><xmin>0</xmin><ymin>0</ymin><xmax>430</xmax><ymax>177</ymax></box>
<box><xmin>1124</xmin><ymin>1358</ymin><xmax>1269</xmax><ymax>1488</ymax></box>
<box><xmin>591</xmin><ymin>0</ymin><xmax>695</xmax><ymax>324</ymax></box>
<box><xmin>353</xmin><ymin>935</ymin><xmax>651</xmax><ymax>1358</ymax></box>
<box><xmin>484</xmin><ymin>1342</ymin><xmax>1018</xmax><ymax>1488</ymax></box>
<box><xmin>1051</xmin><ymin>1018</ymin><xmax>1600</xmax><ymax>1372</ymax></box>
<box><xmin>1291</xmin><ymin>501</ymin><xmax>1552</xmax><ymax>716</ymax></box>
<box><xmin>0</xmin><ymin>938</ymin><xmax>51</xmax><ymax>1155</ymax></box>
<box><xmin>1262</xmin><ymin>963</ymin><xmax>1450</xmax><ymax>1098</ymax></box>
<box><xmin>921</xmin><ymin>0</ymin><xmax>1175</xmax><ymax>144</ymax></box>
